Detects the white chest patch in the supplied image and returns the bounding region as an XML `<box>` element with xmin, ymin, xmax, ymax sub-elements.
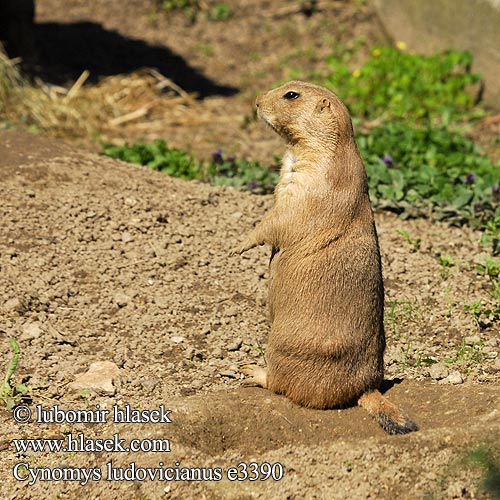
<box><xmin>281</xmin><ymin>151</ymin><xmax>297</xmax><ymax>174</ymax></box>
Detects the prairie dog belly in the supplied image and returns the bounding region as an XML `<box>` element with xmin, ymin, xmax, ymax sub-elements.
<box><xmin>266</xmin><ymin>237</ymin><xmax>384</xmax><ymax>408</ymax></box>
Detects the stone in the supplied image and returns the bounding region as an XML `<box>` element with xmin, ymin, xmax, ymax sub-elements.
<box><xmin>429</xmin><ymin>363</ymin><xmax>449</xmax><ymax>380</ymax></box>
<box><xmin>227</xmin><ymin>339</ymin><xmax>242</xmax><ymax>351</ymax></box>
<box><xmin>113</xmin><ymin>291</ymin><xmax>130</xmax><ymax>307</ymax></box>
<box><xmin>20</xmin><ymin>322</ymin><xmax>42</xmax><ymax>341</ymax></box>
<box><xmin>121</xmin><ymin>232</ymin><xmax>134</xmax><ymax>243</ymax></box>
<box><xmin>171</xmin><ymin>336</ymin><xmax>186</xmax><ymax>344</ymax></box>
<box><xmin>69</xmin><ymin>361</ymin><xmax>119</xmax><ymax>395</ymax></box>
<box><xmin>3</xmin><ymin>297</ymin><xmax>22</xmax><ymax>312</ymax></box>
<box><xmin>464</xmin><ymin>335</ymin><xmax>480</xmax><ymax>345</ymax></box>
<box><xmin>447</xmin><ymin>371</ymin><xmax>464</xmax><ymax>385</ymax></box>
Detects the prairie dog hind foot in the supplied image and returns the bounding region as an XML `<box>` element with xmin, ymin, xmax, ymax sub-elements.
<box><xmin>240</xmin><ymin>365</ymin><xmax>267</xmax><ymax>388</ymax></box>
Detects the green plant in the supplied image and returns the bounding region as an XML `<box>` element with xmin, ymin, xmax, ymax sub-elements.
<box><xmin>103</xmin><ymin>141</ymin><xmax>200</xmax><ymax>179</ymax></box>
<box><xmin>386</xmin><ymin>300</ymin><xmax>416</xmax><ymax>339</ymax></box>
<box><xmin>357</xmin><ymin>122</ymin><xmax>500</xmax><ymax>225</ymax></box>
<box><xmin>468</xmin><ymin>445</ymin><xmax>500</xmax><ymax>499</ymax></box>
<box><xmin>438</xmin><ymin>255</ymin><xmax>455</xmax><ymax>268</ymax></box>
<box><xmin>156</xmin><ymin>0</ymin><xmax>231</xmax><ymax>21</ymax></box>
<box><xmin>101</xmin><ymin>142</ymin><xmax>279</xmax><ymax>194</ymax></box>
<box><xmin>207</xmin><ymin>149</ymin><xmax>278</xmax><ymax>194</ymax></box>
<box><xmin>481</xmin><ymin>213</ymin><xmax>500</xmax><ymax>256</ymax></box>
<box><xmin>1</xmin><ymin>337</ymin><xmax>28</xmax><ymax>410</ymax></box>
<box><xmin>325</xmin><ymin>46</ymin><xmax>482</xmax><ymax>124</ymax></box>
<box><xmin>464</xmin><ymin>301</ymin><xmax>500</xmax><ymax>325</ymax></box>
<box><xmin>438</xmin><ymin>254</ymin><xmax>456</xmax><ymax>279</ymax></box>
<box><xmin>396</xmin><ymin>229</ymin><xmax>421</xmax><ymax>251</ymax></box>
<box><xmin>446</xmin><ymin>339</ymin><xmax>485</xmax><ymax>364</ymax></box>
<box><xmin>209</xmin><ymin>3</ymin><xmax>232</xmax><ymax>21</ymax></box>
<box><xmin>159</xmin><ymin>0</ymin><xmax>200</xmax><ymax>12</ymax></box>
<box><xmin>475</xmin><ymin>256</ymin><xmax>500</xmax><ymax>279</ymax></box>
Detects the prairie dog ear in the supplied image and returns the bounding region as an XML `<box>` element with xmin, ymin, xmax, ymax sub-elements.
<box><xmin>315</xmin><ymin>97</ymin><xmax>331</xmax><ymax>114</ymax></box>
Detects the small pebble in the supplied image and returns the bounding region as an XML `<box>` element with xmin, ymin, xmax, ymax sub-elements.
<box><xmin>121</xmin><ymin>232</ymin><xmax>134</xmax><ymax>243</ymax></box>
<box><xmin>212</xmin><ymin>347</ymin><xmax>223</xmax><ymax>359</ymax></box>
<box><xmin>141</xmin><ymin>378</ymin><xmax>159</xmax><ymax>393</ymax></box>
<box><xmin>447</xmin><ymin>371</ymin><xmax>463</xmax><ymax>385</ymax></box>
<box><xmin>171</xmin><ymin>336</ymin><xmax>186</xmax><ymax>344</ymax></box>
<box><xmin>20</xmin><ymin>322</ymin><xmax>42</xmax><ymax>341</ymax></box>
<box><xmin>227</xmin><ymin>339</ymin><xmax>242</xmax><ymax>351</ymax></box>
<box><xmin>191</xmin><ymin>380</ymin><xmax>204</xmax><ymax>390</ymax></box>
<box><xmin>429</xmin><ymin>363</ymin><xmax>449</xmax><ymax>380</ymax></box>
<box><xmin>225</xmin><ymin>307</ymin><xmax>238</xmax><ymax>318</ymax></box>
<box><xmin>464</xmin><ymin>335</ymin><xmax>480</xmax><ymax>345</ymax></box>
<box><xmin>3</xmin><ymin>297</ymin><xmax>22</xmax><ymax>312</ymax></box>
<box><xmin>114</xmin><ymin>291</ymin><xmax>130</xmax><ymax>307</ymax></box>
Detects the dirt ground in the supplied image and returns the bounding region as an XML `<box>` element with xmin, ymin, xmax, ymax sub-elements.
<box><xmin>0</xmin><ymin>129</ymin><xmax>499</xmax><ymax>500</ymax></box>
<box><xmin>1</xmin><ymin>1</ymin><xmax>500</xmax><ymax>499</ymax></box>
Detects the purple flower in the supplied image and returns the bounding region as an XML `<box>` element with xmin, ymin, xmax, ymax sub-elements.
<box><xmin>464</xmin><ymin>172</ymin><xmax>476</xmax><ymax>185</ymax></box>
<box><xmin>382</xmin><ymin>154</ymin><xmax>393</xmax><ymax>167</ymax></box>
<box><xmin>211</xmin><ymin>149</ymin><xmax>224</xmax><ymax>165</ymax></box>
<box><xmin>247</xmin><ymin>181</ymin><xmax>259</xmax><ymax>191</ymax></box>
<box><xmin>493</xmin><ymin>184</ymin><xmax>500</xmax><ymax>195</ymax></box>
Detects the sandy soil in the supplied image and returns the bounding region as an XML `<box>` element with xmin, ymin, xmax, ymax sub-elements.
<box><xmin>0</xmin><ymin>130</ymin><xmax>499</xmax><ymax>500</ymax></box>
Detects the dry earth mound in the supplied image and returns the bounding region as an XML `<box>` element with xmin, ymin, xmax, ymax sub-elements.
<box><xmin>0</xmin><ymin>131</ymin><xmax>499</xmax><ymax>499</ymax></box>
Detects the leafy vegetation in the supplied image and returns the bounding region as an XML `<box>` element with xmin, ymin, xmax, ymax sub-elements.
<box><xmin>325</xmin><ymin>46</ymin><xmax>482</xmax><ymax>124</ymax></box>
<box><xmin>0</xmin><ymin>337</ymin><xmax>28</xmax><ymax>410</ymax></box>
<box><xmin>155</xmin><ymin>0</ymin><xmax>232</xmax><ymax>21</ymax></box>
<box><xmin>468</xmin><ymin>445</ymin><xmax>500</xmax><ymax>499</ymax></box>
<box><xmin>102</xmin><ymin>141</ymin><xmax>278</xmax><ymax>194</ymax></box>
<box><xmin>357</xmin><ymin>122</ymin><xmax>500</xmax><ymax>225</ymax></box>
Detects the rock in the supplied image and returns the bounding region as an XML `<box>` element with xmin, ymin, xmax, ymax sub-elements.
<box><xmin>429</xmin><ymin>363</ymin><xmax>449</xmax><ymax>380</ymax></box>
<box><xmin>464</xmin><ymin>335</ymin><xmax>480</xmax><ymax>345</ymax></box>
<box><xmin>171</xmin><ymin>336</ymin><xmax>186</xmax><ymax>344</ymax></box>
<box><xmin>153</xmin><ymin>295</ymin><xmax>168</xmax><ymax>308</ymax></box>
<box><xmin>3</xmin><ymin>297</ymin><xmax>22</xmax><ymax>312</ymax></box>
<box><xmin>494</xmin><ymin>358</ymin><xmax>500</xmax><ymax>370</ymax></box>
<box><xmin>227</xmin><ymin>339</ymin><xmax>242</xmax><ymax>351</ymax></box>
<box><xmin>141</xmin><ymin>378</ymin><xmax>159</xmax><ymax>393</ymax></box>
<box><xmin>446</xmin><ymin>371</ymin><xmax>464</xmax><ymax>385</ymax></box>
<box><xmin>191</xmin><ymin>379</ymin><xmax>204</xmax><ymax>390</ymax></box>
<box><xmin>20</xmin><ymin>322</ymin><xmax>42</xmax><ymax>341</ymax></box>
<box><xmin>121</xmin><ymin>232</ymin><xmax>134</xmax><ymax>243</ymax></box>
<box><xmin>69</xmin><ymin>361</ymin><xmax>119</xmax><ymax>395</ymax></box>
<box><xmin>113</xmin><ymin>291</ymin><xmax>130</xmax><ymax>307</ymax></box>
<box><xmin>225</xmin><ymin>307</ymin><xmax>238</xmax><ymax>318</ymax></box>
<box><xmin>212</xmin><ymin>347</ymin><xmax>224</xmax><ymax>359</ymax></box>
<box><xmin>220</xmin><ymin>370</ymin><xmax>237</xmax><ymax>379</ymax></box>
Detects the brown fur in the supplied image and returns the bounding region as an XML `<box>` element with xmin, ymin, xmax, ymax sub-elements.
<box><xmin>233</xmin><ymin>81</ymin><xmax>418</xmax><ymax>434</ymax></box>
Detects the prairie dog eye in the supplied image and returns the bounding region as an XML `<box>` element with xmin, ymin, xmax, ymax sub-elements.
<box><xmin>283</xmin><ymin>91</ymin><xmax>300</xmax><ymax>100</ymax></box>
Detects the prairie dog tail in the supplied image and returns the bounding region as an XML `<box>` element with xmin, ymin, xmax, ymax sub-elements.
<box><xmin>358</xmin><ymin>390</ymin><xmax>419</xmax><ymax>435</ymax></box>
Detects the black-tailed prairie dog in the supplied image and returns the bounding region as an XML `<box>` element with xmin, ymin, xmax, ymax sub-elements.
<box><xmin>232</xmin><ymin>81</ymin><xmax>418</xmax><ymax>434</ymax></box>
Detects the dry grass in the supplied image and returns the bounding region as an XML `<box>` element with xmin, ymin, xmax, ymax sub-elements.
<box><xmin>0</xmin><ymin>48</ymin><xmax>203</xmax><ymax>148</ymax></box>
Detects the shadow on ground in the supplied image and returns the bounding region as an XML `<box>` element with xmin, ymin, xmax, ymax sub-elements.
<box><xmin>31</xmin><ymin>21</ymin><xmax>237</xmax><ymax>97</ymax></box>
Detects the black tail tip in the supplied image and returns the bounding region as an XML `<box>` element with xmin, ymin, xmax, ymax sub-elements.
<box><xmin>379</xmin><ymin>415</ymin><xmax>419</xmax><ymax>435</ymax></box>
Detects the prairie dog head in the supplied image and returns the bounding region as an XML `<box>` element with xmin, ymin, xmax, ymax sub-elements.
<box><xmin>255</xmin><ymin>81</ymin><xmax>353</xmax><ymax>150</ymax></box>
